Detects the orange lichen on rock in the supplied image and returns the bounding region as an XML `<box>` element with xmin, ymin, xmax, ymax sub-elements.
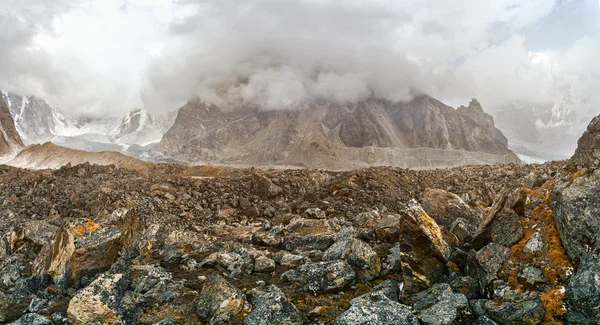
<box><xmin>541</xmin><ymin>287</ymin><xmax>567</xmax><ymax>324</ymax></box>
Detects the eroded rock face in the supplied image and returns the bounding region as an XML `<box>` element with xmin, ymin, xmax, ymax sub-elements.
<box><xmin>399</xmin><ymin>200</ymin><xmax>449</xmax><ymax>294</ymax></box>
<box><xmin>0</xmin><ymin>96</ymin><xmax>24</xmax><ymax>156</ymax></box>
<box><xmin>571</xmin><ymin>114</ymin><xmax>600</xmax><ymax>168</ymax></box>
<box><xmin>196</xmin><ymin>273</ymin><xmax>245</xmax><ymax>325</ymax></box>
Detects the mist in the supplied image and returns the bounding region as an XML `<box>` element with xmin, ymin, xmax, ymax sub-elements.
<box><xmin>0</xmin><ymin>0</ymin><xmax>599</xmax><ymax>122</ymax></box>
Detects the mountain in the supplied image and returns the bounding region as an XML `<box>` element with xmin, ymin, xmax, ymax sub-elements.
<box><xmin>0</xmin><ymin>91</ymin><xmax>174</xmax><ymax>154</ymax></box>
<box><xmin>160</xmin><ymin>95</ymin><xmax>519</xmax><ymax>169</ymax></box>
<box><xmin>0</xmin><ymin>95</ymin><xmax>24</xmax><ymax>157</ymax></box>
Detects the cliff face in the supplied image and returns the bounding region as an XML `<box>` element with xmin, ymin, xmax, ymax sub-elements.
<box><xmin>571</xmin><ymin>114</ymin><xmax>600</xmax><ymax>167</ymax></box>
<box><xmin>160</xmin><ymin>95</ymin><xmax>518</xmax><ymax>168</ymax></box>
<box><xmin>457</xmin><ymin>99</ymin><xmax>508</xmax><ymax>147</ymax></box>
<box><xmin>0</xmin><ymin>96</ymin><xmax>24</xmax><ymax>156</ymax></box>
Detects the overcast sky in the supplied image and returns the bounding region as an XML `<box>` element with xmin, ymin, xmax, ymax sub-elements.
<box><xmin>0</xmin><ymin>0</ymin><xmax>598</xmax><ymax>117</ymax></box>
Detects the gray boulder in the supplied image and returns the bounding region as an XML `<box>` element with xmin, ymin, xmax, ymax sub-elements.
<box><xmin>405</xmin><ymin>283</ymin><xmax>471</xmax><ymax>325</ymax></box>
<box><xmin>196</xmin><ymin>273</ymin><xmax>245</xmax><ymax>325</ymax></box>
<box><xmin>9</xmin><ymin>313</ymin><xmax>53</xmax><ymax>325</ymax></box>
<box><xmin>334</xmin><ymin>294</ymin><xmax>419</xmax><ymax>325</ymax></box>
<box><xmin>244</xmin><ymin>285</ymin><xmax>305</xmax><ymax>325</ymax></box>
<box><xmin>322</xmin><ymin>236</ymin><xmax>381</xmax><ymax>281</ymax></box>
<box><xmin>565</xmin><ymin>233</ymin><xmax>600</xmax><ymax>323</ymax></box>
<box><xmin>281</xmin><ymin>260</ymin><xmax>355</xmax><ymax>295</ymax></box>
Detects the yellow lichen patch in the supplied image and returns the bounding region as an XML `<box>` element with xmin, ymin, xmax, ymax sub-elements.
<box><xmin>541</xmin><ymin>287</ymin><xmax>567</xmax><ymax>324</ymax></box>
<box><xmin>569</xmin><ymin>169</ymin><xmax>587</xmax><ymax>184</ymax></box>
<box><xmin>84</xmin><ymin>219</ymin><xmax>100</xmax><ymax>233</ymax></box>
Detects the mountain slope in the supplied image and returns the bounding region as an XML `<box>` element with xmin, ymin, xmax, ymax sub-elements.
<box><xmin>0</xmin><ymin>95</ymin><xmax>24</xmax><ymax>157</ymax></box>
<box><xmin>160</xmin><ymin>95</ymin><xmax>519</xmax><ymax>169</ymax></box>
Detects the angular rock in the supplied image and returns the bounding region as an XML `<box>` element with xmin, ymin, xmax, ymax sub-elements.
<box><xmin>398</xmin><ymin>200</ymin><xmax>449</xmax><ymax>294</ymax></box>
<box><xmin>196</xmin><ymin>273</ymin><xmax>245</xmax><ymax>325</ymax></box>
<box><xmin>253</xmin><ymin>255</ymin><xmax>276</xmax><ymax>273</ymax></box>
<box><xmin>373</xmin><ymin>215</ymin><xmax>401</xmax><ymax>243</ymax></box>
<box><xmin>565</xmin><ymin>234</ymin><xmax>600</xmax><ymax>323</ymax></box>
<box><xmin>303</xmin><ymin>208</ymin><xmax>326</xmax><ymax>219</ymax></box>
<box><xmin>334</xmin><ymin>294</ymin><xmax>419</xmax><ymax>325</ymax></box>
<box><xmin>322</xmin><ymin>236</ymin><xmax>381</xmax><ymax>281</ymax></box>
<box><xmin>571</xmin><ymin>113</ymin><xmax>600</xmax><ymax>167</ymax></box>
<box><xmin>551</xmin><ymin>170</ymin><xmax>600</xmax><ymax>263</ymax></box>
<box><xmin>405</xmin><ymin>283</ymin><xmax>471</xmax><ymax>325</ymax></box>
<box><xmin>467</xmin><ymin>243</ymin><xmax>510</xmax><ymax>297</ymax></box>
<box><xmin>67</xmin><ymin>273</ymin><xmax>126</xmax><ymax>325</ymax></box>
<box><xmin>281</xmin><ymin>260</ymin><xmax>355</xmax><ymax>295</ymax></box>
<box><xmin>9</xmin><ymin>313</ymin><xmax>53</xmax><ymax>325</ymax></box>
<box><xmin>473</xmin><ymin>316</ymin><xmax>498</xmax><ymax>325</ymax></box>
<box><xmin>252</xmin><ymin>173</ymin><xmax>282</xmax><ymax>199</ymax></box>
<box><xmin>244</xmin><ymin>285</ymin><xmax>305</xmax><ymax>325</ymax></box>
<box><xmin>350</xmin><ymin>279</ymin><xmax>402</xmax><ymax>305</ymax></box>
<box><xmin>475</xmin><ymin>297</ymin><xmax>545</xmax><ymax>325</ymax></box>
<box><xmin>473</xmin><ymin>188</ymin><xmax>525</xmax><ymax>249</ymax></box>
<box><xmin>523</xmin><ymin>232</ymin><xmax>542</xmax><ymax>254</ymax></box>
<box><xmin>35</xmin><ymin>220</ymin><xmax>122</xmax><ymax>287</ymax></box>
<box><xmin>422</xmin><ymin>188</ymin><xmax>481</xmax><ymax>230</ymax></box>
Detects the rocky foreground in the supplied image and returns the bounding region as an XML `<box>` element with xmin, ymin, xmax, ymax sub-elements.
<box><xmin>1</xmin><ymin>154</ymin><xmax>599</xmax><ymax>325</ymax></box>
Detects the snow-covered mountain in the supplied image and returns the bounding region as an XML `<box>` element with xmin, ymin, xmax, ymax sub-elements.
<box><xmin>493</xmin><ymin>55</ymin><xmax>600</xmax><ymax>162</ymax></box>
<box><xmin>0</xmin><ymin>91</ymin><xmax>174</xmax><ymax>154</ymax></box>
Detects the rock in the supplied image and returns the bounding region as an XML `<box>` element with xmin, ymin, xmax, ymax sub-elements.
<box><xmin>373</xmin><ymin>215</ymin><xmax>401</xmax><ymax>243</ymax></box>
<box><xmin>405</xmin><ymin>283</ymin><xmax>471</xmax><ymax>325</ymax></box>
<box><xmin>67</xmin><ymin>273</ymin><xmax>126</xmax><ymax>325</ymax></box>
<box><xmin>196</xmin><ymin>273</ymin><xmax>245</xmax><ymax>325</ymax></box>
<box><xmin>473</xmin><ymin>316</ymin><xmax>498</xmax><ymax>325</ymax></box>
<box><xmin>244</xmin><ymin>285</ymin><xmax>305</xmax><ymax>325</ymax></box>
<box><xmin>450</xmin><ymin>218</ymin><xmax>477</xmax><ymax>242</ymax></box>
<box><xmin>398</xmin><ymin>200</ymin><xmax>449</xmax><ymax>294</ymax></box>
<box><xmin>422</xmin><ymin>188</ymin><xmax>481</xmax><ymax>230</ymax></box>
<box><xmin>281</xmin><ymin>260</ymin><xmax>355</xmax><ymax>295</ymax></box>
<box><xmin>303</xmin><ymin>208</ymin><xmax>326</xmax><ymax>219</ymax></box>
<box><xmin>571</xmin><ymin>113</ymin><xmax>600</xmax><ymax>167</ymax></box>
<box><xmin>523</xmin><ymin>232</ymin><xmax>542</xmax><ymax>254</ymax></box>
<box><xmin>380</xmin><ymin>244</ymin><xmax>401</xmax><ymax>276</ymax></box>
<box><xmin>153</xmin><ymin>320</ymin><xmax>174</xmax><ymax>325</ymax></box>
<box><xmin>473</xmin><ymin>188</ymin><xmax>525</xmax><ymax>249</ymax></box>
<box><xmin>9</xmin><ymin>313</ymin><xmax>53</xmax><ymax>325</ymax></box>
<box><xmin>35</xmin><ymin>220</ymin><xmax>122</xmax><ymax>287</ymax></box>
<box><xmin>520</xmin><ymin>267</ymin><xmax>544</xmax><ymax>286</ymax></box>
<box><xmin>467</xmin><ymin>243</ymin><xmax>510</xmax><ymax>297</ymax></box>
<box><xmin>565</xmin><ymin>233</ymin><xmax>600</xmax><ymax>323</ymax></box>
<box><xmin>252</xmin><ymin>173</ymin><xmax>282</xmax><ymax>199</ymax></box>
<box><xmin>277</xmin><ymin>253</ymin><xmax>306</xmax><ymax>267</ymax></box>
<box><xmin>254</xmin><ymin>256</ymin><xmax>276</xmax><ymax>273</ymax></box>
<box><xmin>475</xmin><ymin>297</ymin><xmax>545</xmax><ymax>325</ymax></box>
<box><xmin>334</xmin><ymin>293</ymin><xmax>419</xmax><ymax>325</ymax></box>
<box><xmin>449</xmin><ymin>275</ymin><xmax>481</xmax><ymax>300</ymax></box>
<box><xmin>322</xmin><ymin>236</ymin><xmax>381</xmax><ymax>281</ymax></box>
<box><xmin>350</xmin><ymin>279</ymin><xmax>402</xmax><ymax>305</ymax></box>
<box><xmin>551</xmin><ymin>170</ymin><xmax>600</xmax><ymax>263</ymax></box>
<box><xmin>283</xmin><ymin>218</ymin><xmax>337</xmax><ymax>252</ymax></box>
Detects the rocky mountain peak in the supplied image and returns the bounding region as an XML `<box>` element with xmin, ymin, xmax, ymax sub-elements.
<box><xmin>0</xmin><ymin>95</ymin><xmax>24</xmax><ymax>156</ymax></box>
<box><xmin>570</xmin><ymin>113</ymin><xmax>600</xmax><ymax>167</ymax></box>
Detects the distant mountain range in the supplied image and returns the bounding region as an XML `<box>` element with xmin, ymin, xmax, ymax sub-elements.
<box><xmin>159</xmin><ymin>96</ymin><xmax>518</xmax><ymax>169</ymax></box>
<box><xmin>0</xmin><ymin>91</ymin><xmax>175</xmax><ymax>154</ymax></box>
<box><xmin>0</xmin><ymin>90</ymin><xmax>520</xmax><ymax>169</ymax></box>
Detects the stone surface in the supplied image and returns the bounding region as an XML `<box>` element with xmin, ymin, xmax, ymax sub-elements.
<box><xmin>281</xmin><ymin>260</ymin><xmax>355</xmax><ymax>295</ymax></box>
<box><xmin>9</xmin><ymin>313</ymin><xmax>53</xmax><ymax>325</ymax></box>
<box><xmin>398</xmin><ymin>200</ymin><xmax>449</xmax><ymax>294</ymax></box>
<box><xmin>406</xmin><ymin>283</ymin><xmax>471</xmax><ymax>325</ymax></box>
<box><xmin>67</xmin><ymin>273</ymin><xmax>126</xmax><ymax>325</ymax></box>
<box><xmin>571</xmin><ymin>113</ymin><xmax>600</xmax><ymax>167</ymax></box>
<box><xmin>422</xmin><ymin>188</ymin><xmax>481</xmax><ymax>230</ymax></box>
<box><xmin>244</xmin><ymin>285</ymin><xmax>305</xmax><ymax>325</ymax></box>
<box><xmin>565</xmin><ymin>233</ymin><xmax>600</xmax><ymax>323</ymax></box>
<box><xmin>334</xmin><ymin>294</ymin><xmax>419</xmax><ymax>325</ymax></box>
<box><xmin>322</xmin><ymin>236</ymin><xmax>381</xmax><ymax>281</ymax></box>
<box><xmin>467</xmin><ymin>243</ymin><xmax>510</xmax><ymax>297</ymax></box>
<box><xmin>196</xmin><ymin>273</ymin><xmax>245</xmax><ymax>325</ymax></box>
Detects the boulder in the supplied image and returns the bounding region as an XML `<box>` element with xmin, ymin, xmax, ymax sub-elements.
<box><xmin>373</xmin><ymin>215</ymin><xmax>401</xmax><ymax>243</ymax></box>
<box><xmin>67</xmin><ymin>273</ymin><xmax>126</xmax><ymax>325</ymax></box>
<box><xmin>283</xmin><ymin>218</ymin><xmax>337</xmax><ymax>252</ymax></box>
<box><xmin>253</xmin><ymin>256</ymin><xmax>276</xmax><ymax>273</ymax></box>
<box><xmin>398</xmin><ymin>200</ymin><xmax>449</xmax><ymax>294</ymax></box>
<box><xmin>472</xmin><ymin>296</ymin><xmax>545</xmax><ymax>325</ymax></box>
<box><xmin>8</xmin><ymin>313</ymin><xmax>52</xmax><ymax>325</ymax></box>
<box><xmin>281</xmin><ymin>260</ymin><xmax>355</xmax><ymax>295</ymax></box>
<box><xmin>196</xmin><ymin>273</ymin><xmax>245</xmax><ymax>325</ymax></box>
<box><xmin>422</xmin><ymin>188</ymin><xmax>481</xmax><ymax>230</ymax></box>
<box><xmin>473</xmin><ymin>188</ymin><xmax>525</xmax><ymax>249</ymax></box>
<box><xmin>350</xmin><ymin>279</ymin><xmax>402</xmax><ymax>305</ymax></box>
<box><xmin>252</xmin><ymin>173</ymin><xmax>282</xmax><ymax>198</ymax></box>
<box><xmin>466</xmin><ymin>243</ymin><xmax>510</xmax><ymax>297</ymax></box>
<box><xmin>571</xmin><ymin>113</ymin><xmax>600</xmax><ymax>167</ymax></box>
<box><xmin>405</xmin><ymin>283</ymin><xmax>472</xmax><ymax>325</ymax></box>
<box><xmin>322</xmin><ymin>236</ymin><xmax>381</xmax><ymax>281</ymax></box>
<box><xmin>334</xmin><ymin>293</ymin><xmax>419</xmax><ymax>325</ymax></box>
<box><xmin>551</xmin><ymin>170</ymin><xmax>600</xmax><ymax>263</ymax></box>
<box><xmin>565</xmin><ymin>233</ymin><xmax>600</xmax><ymax>323</ymax></box>
<box><xmin>35</xmin><ymin>220</ymin><xmax>122</xmax><ymax>288</ymax></box>
<box><xmin>244</xmin><ymin>285</ymin><xmax>305</xmax><ymax>325</ymax></box>
<box><xmin>473</xmin><ymin>316</ymin><xmax>498</xmax><ymax>325</ymax></box>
